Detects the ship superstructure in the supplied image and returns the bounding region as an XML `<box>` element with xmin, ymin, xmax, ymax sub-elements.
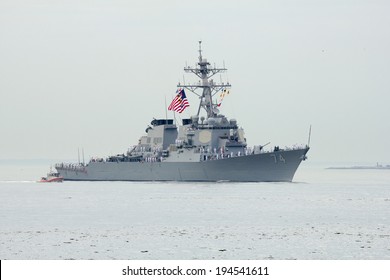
<box><xmin>55</xmin><ymin>43</ymin><xmax>309</xmax><ymax>182</ymax></box>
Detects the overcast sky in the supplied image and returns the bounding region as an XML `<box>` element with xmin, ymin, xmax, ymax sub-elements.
<box><xmin>1</xmin><ymin>0</ymin><xmax>389</xmax><ymax>163</ymax></box>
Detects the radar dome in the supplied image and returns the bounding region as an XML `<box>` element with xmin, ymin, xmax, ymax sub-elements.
<box><xmin>230</xmin><ymin>119</ymin><xmax>237</xmax><ymax>126</ymax></box>
<box><xmin>207</xmin><ymin>118</ymin><xmax>216</xmax><ymax>125</ymax></box>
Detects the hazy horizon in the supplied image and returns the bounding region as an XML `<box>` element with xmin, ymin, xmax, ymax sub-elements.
<box><xmin>1</xmin><ymin>0</ymin><xmax>389</xmax><ymax>163</ymax></box>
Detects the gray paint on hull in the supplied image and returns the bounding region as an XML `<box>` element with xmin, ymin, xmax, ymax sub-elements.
<box><xmin>57</xmin><ymin>148</ymin><xmax>309</xmax><ymax>182</ymax></box>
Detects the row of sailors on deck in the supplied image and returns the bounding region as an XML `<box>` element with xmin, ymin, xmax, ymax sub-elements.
<box><xmin>141</xmin><ymin>152</ymin><xmax>242</xmax><ymax>163</ymax></box>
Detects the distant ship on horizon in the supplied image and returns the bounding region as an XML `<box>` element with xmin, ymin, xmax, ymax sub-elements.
<box><xmin>55</xmin><ymin>42</ymin><xmax>309</xmax><ymax>182</ymax></box>
<box><xmin>327</xmin><ymin>163</ymin><xmax>390</xmax><ymax>170</ymax></box>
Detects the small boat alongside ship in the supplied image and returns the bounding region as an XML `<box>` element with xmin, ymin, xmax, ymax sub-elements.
<box><xmin>38</xmin><ymin>170</ymin><xmax>64</xmax><ymax>183</ymax></box>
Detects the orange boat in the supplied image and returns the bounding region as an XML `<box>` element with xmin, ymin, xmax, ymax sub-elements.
<box><xmin>38</xmin><ymin>171</ymin><xmax>64</xmax><ymax>183</ymax></box>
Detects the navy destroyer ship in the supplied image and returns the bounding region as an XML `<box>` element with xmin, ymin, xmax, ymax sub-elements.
<box><xmin>55</xmin><ymin>43</ymin><xmax>309</xmax><ymax>182</ymax></box>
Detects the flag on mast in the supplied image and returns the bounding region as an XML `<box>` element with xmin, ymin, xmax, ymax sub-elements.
<box><xmin>168</xmin><ymin>88</ymin><xmax>190</xmax><ymax>113</ymax></box>
<box><xmin>217</xmin><ymin>89</ymin><xmax>230</xmax><ymax>107</ymax></box>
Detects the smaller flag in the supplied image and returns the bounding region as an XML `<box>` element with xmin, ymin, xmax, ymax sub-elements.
<box><xmin>168</xmin><ymin>88</ymin><xmax>190</xmax><ymax>113</ymax></box>
<box><xmin>217</xmin><ymin>89</ymin><xmax>230</xmax><ymax>107</ymax></box>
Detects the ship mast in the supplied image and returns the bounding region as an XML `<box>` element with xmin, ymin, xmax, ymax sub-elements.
<box><xmin>178</xmin><ymin>41</ymin><xmax>231</xmax><ymax>118</ymax></box>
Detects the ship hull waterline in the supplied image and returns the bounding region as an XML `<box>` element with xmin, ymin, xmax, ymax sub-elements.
<box><xmin>56</xmin><ymin>148</ymin><xmax>309</xmax><ymax>182</ymax></box>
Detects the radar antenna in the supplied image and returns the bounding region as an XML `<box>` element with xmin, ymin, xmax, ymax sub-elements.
<box><xmin>198</xmin><ymin>40</ymin><xmax>202</xmax><ymax>62</ymax></box>
<box><xmin>179</xmin><ymin>42</ymin><xmax>231</xmax><ymax>118</ymax></box>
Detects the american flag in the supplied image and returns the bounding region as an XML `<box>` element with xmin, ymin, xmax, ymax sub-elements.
<box><xmin>168</xmin><ymin>88</ymin><xmax>190</xmax><ymax>113</ymax></box>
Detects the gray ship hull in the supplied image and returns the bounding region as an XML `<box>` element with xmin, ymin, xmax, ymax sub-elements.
<box><xmin>56</xmin><ymin>148</ymin><xmax>309</xmax><ymax>182</ymax></box>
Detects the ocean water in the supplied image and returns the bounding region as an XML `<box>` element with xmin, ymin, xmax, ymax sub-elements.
<box><xmin>0</xmin><ymin>161</ymin><xmax>389</xmax><ymax>260</ymax></box>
